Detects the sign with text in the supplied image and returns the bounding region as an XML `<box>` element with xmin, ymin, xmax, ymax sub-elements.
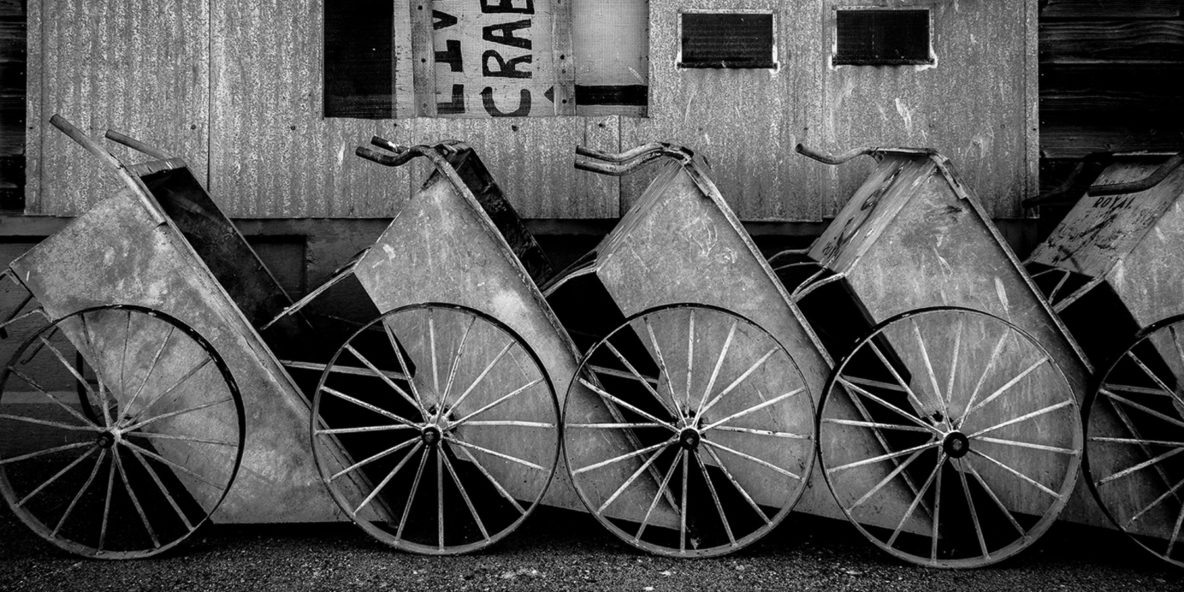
<box><xmin>428</xmin><ymin>0</ymin><xmax>573</xmax><ymax>117</ymax></box>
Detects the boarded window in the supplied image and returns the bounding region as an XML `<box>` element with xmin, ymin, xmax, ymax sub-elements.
<box><xmin>679</xmin><ymin>12</ymin><xmax>776</xmax><ymax>69</ymax></box>
<box><xmin>833</xmin><ymin>9</ymin><xmax>932</xmax><ymax>66</ymax></box>
<box><xmin>323</xmin><ymin>0</ymin><xmax>394</xmax><ymax>118</ymax></box>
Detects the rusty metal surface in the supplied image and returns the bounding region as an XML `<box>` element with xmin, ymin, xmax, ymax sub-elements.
<box><xmin>351</xmin><ymin>159</ymin><xmax>678</xmax><ymax>528</ymax></box>
<box><xmin>7</xmin><ymin>188</ymin><xmax>370</xmax><ymax>524</ymax></box>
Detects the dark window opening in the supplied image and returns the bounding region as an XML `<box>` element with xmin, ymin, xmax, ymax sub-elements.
<box><xmin>834</xmin><ymin>9</ymin><xmax>932</xmax><ymax>66</ymax></box>
<box><xmin>679</xmin><ymin>12</ymin><xmax>776</xmax><ymax>69</ymax></box>
<box><xmin>323</xmin><ymin>0</ymin><xmax>393</xmax><ymax>119</ymax></box>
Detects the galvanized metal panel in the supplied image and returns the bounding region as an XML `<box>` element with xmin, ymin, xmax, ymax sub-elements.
<box><xmin>817</xmin><ymin>0</ymin><xmax>1037</xmax><ymax>219</ymax></box>
<box><xmin>352</xmin><ymin>167</ymin><xmax>674</xmax><ymax>526</ymax></box>
<box><xmin>1104</xmin><ymin>177</ymin><xmax>1184</xmax><ymax>329</ymax></box>
<box><xmin>622</xmin><ymin>0</ymin><xmax>825</xmax><ymax>222</ymax></box>
<box><xmin>8</xmin><ymin>190</ymin><xmax>370</xmax><ymax>523</ymax></box>
<box><xmin>26</xmin><ymin>0</ymin><xmax>210</xmax><ymax>215</ymax></box>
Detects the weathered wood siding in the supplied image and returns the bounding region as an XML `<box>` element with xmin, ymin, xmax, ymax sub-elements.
<box><xmin>1040</xmin><ymin>1</ymin><xmax>1184</xmax><ymax>161</ymax></box>
<box><xmin>20</xmin><ymin>0</ymin><xmax>1040</xmax><ymax>221</ymax></box>
<box><xmin>0</xmin><ymin>0</ymin><xmax>22</xmax><ymax>211</ymax></box>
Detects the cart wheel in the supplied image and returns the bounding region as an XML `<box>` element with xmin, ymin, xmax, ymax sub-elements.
<box><xmin>1086</xmin><ymin>315</ymin><xmax>1184</xmax><ymax>568</ymax></box>
<box><xmin>563</xmin><ymin>304</ymin><xmax>815</xmax><ymax>557</ymax></box>
<box><xmin>0</xmin><ymin>305</ymin><xmax>244</xmax><ymax>559</ymax></box>
<box><xmin>311</xmin><ymin>303</ymin><xmax>559</xmax><ymax>555</ymax></box>
<box><xmin>818</xmin><ymin>307</ymin><xmax>1080</xmax><ymax>568</ymax></box>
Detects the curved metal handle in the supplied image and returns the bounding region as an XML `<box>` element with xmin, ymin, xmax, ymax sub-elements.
<box><xmin>573</xmin><ymin>143</ymin><xmax>692</xmax><ymax>177</ymax></box>
<box><xmin>1023</xmin><ymin>151</ymin><xmax>1184</xmax><ymax>207</ymax></box>
<box><xmin>50</xmin><ymin>114</ymin><xmax>126</xmax><ymax>172</ymax></box>
<box><xmin>794</xmin><ymin>143</ymin><xmax>882</xmax><ymax>165</ymax></box>
<box><xmin>1089</xmin><ymin>152</ymin><xmax>1184</xmax><ymax>197</ymax></box>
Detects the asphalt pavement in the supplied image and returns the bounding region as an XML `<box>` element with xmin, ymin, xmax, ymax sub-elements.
<box><xmin>0</xmin><ymin>506</ymin><xmax>1178</xmax><ymax>592</ymax></box>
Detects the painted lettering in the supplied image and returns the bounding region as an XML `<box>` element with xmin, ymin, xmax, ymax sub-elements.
<box><xmin>480</xmin><ymin>0</ymin><xmax>535</xmax><ymax>15</ymax></box>
<box><xmin>438</xmin><ymin>84</ymin><xmax>466</xmax><ymax>114</ymax></box>
<box><xmin>482</xmin><ymin>87</ymin><xmax>531</xmax><ymax>116</ymax></box>
<box><xmin>432</xmin><ymin>10</ymin><xmax>458</xmax><ymax>29</ymax></box>
<box><xmin>435</xmin><ymin>39</ymin><xmax>463</xmax><ymax>72</ymax></box>
<box><xmin>483</xmin><ymin>51</ymin><xmax>532</xmax><ymax>78</ymax></box>
<box><xmin>483</xmin><ymin>19</ymin><xmax>532</xmax><ymax>50</ymax></box>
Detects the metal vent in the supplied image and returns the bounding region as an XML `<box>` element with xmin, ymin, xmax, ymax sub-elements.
<box><xmin>834</xmin><ymin>9</ymin><xmax>932</xmax><ymax>66</ymax></box>
<box><xmin>679</xmin><ymin>12</ymin><xmax>776</xmax><ymax>69</ymax></box>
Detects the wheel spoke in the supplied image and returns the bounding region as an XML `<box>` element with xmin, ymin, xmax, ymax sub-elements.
<box><xmin>315</xmin><ymin>424</ymin><xmax>417</xmax><ymax>436</ymax></box>
<box><xmin>945</xmin><ymin>316</ymin><xmax>963</xmax><ymax>420</ymax></box>
<box><xmin>702</xmin><ymin>388</ymin><xmax>805</xmax><ymax>432</ymax></box>
<box><xmin>1125</xmin><ymin>474</ymin><xmax>1184</xmax><ymax>528</ymax></box>
<box><xmin>685</xmin><ymin>309</ymin><xmax>695</xmax><ymax>415</ymax></box>
<box><xmin>887</xmin><ymin>452</ymin><xmax>945</xmax><ymax>548</ymax></box>
<box><xmin>0</xmin><ymin>441</ymin><xmax>92</xmax><ymax>466</ymax></box>
<box><xmin>702</xmin><ymin>439</ymin><xmax>800</xmax><ymax>480</ymax></box>
<box><xmin>436</xmin><ymin>446</ymin><xmax>445</xmax><ymax>551</ymax></box>
<box><xmin>566</xmin><ymin>422</ymin><xmax>669</xmax><ymax>430</ymax></box>
<box><xmin>844</xmin><ymin>375</ymin><xmax>907</xmax><ymax>393</ymax></box>
<box><xmin>397</xmin><ymin>448</ymin><xmax>429</xmax><ymax>539</ymax></box>
<box><xmin>848</xmin><ymin>445</ymin><xmax>929</xmax><ymax>511</ymax></box>
<box><xmin>679</xmin><ymin>450</ymin><xmax>690</xmax><ymax>553</ymax></box>
<box><xmin>604</xmin><ymin>340</ymin><xmax>678</xmax><ymax>419</ymax></box>
<box><xmin>449</xmin><ymin>378</ymin><xmax>544</xmax><ymax>427</ymax></box>
<box><xmin>867</xmin><ymin>340</ymin><xmax>929</xmax><ymax>418</ymax></box>
<box><xmin>709</xmin><ymin>425</ymin><xmax>808</xmax><ymax>440</ymax></box>
<box><xmin>113</xmin><ymin>447</ymin><xmax>160</xmax><ymax>548</ymax></box>
<box><xmin>1166</xmin><ymin>499</ymin><xmax>1184</xmax><ymax>558</ymax></box>
<box><xmin>1104</xmin><ymin>383</ymin><xmax>1176</xmax><ymax>398</ymax></box>
<box><xmin>960</xmin><ymin>328</ymin><xmax>1011</xmax><ymax>425</ymax></box>
<box><xmin>967</xmin><ymin>400</ymin><xmax>1073</xmax><ymax>439</ymax></box>
<box><xmin>352</xmin><ymin>440</ymin><xmax>423</xmax><ymax>517</ymax></box>
<box><xmin>573</xmin><ymin>438</ymin><xmax>677</xmax><ymax>476</ymax></box>
<box><xmin>98</xmin><ymin>455</ymin><xmax>115</xmax><ymax>552</ymax></box>
<box><xmin>703</xmin><ymin>444</ymin><xmax>770</xmax><ymax>525</ymax></box>
<box><xmin>136</xmin><ymin>358</ymin><xmax>213</xmax><ymax>419</ymax></box>
<box><xmin>694</xmin><ymin>322</ymin><xmax>738</xmax><ymax>421</ymax></box>
<box><xmin>1099</xmin><ymin>388</ymin><xmax>1184</xmax><ymax>430</ymax></box>
<box><xmin>126</xmin><ymin>444</ymin><xmax>194</xmax><ymax>532</ymax></box>
<box><xmin>454</xmin><ymin>445</ymin><xmax>525</xmax><ymax>515</ymax></box>
<box><xmin>126</xmin><ymin>431</ymin><xmax>238</xmax><ymax>447</ymax></box>
<box><xmin>441</xmin><ymin>448</ymin><xmax>489</xmax><ymax>540</ymax></box>
<box><xmin>1091</xmin><ymin>436</ymin><xmax>1184</xmax><ymax>448</ymax></box>
<box><xmin>76</xmin><ymin>315</ymin><xmax>114</xmax><ymax>429</ymax></box>
<box><xmin>963</xmin><ymin>458</ymin><xmax>1025</xmax><ymax>536</ymax></box>
<box><xmin>1097</xmin><ymin>447</ymin><xmax>1184</xmax><ymax>487</ymax></box>
<box><xmin>444</xmin><ymin>436</ymin><xmax>545</xmax><ymax>471</ymax></box>
<box><xmin>931</xmin><ymin>453</ymin><xmax>943</xmax><ymax>562</ymax></box>
<box><xmin>969</xmin><ymin>448</ymin><xmax>1061</xmax><ymax>499</ymax></box>
<box><xmin>120</xmin><ymin>311</ymin><xmax>132</xmax><ymax>400</ymax></box>
<box><xmin>122</xmin><ymin>397</ymin><xmax>235</xmax><ymax>433</ymax></box>
<box><xmin>821</xmin><ymin>417</ymin><xmax>933</xmax><ymax>434</ymax></box>
<box><xmin>964</xmin><ymin>356</ymin><xmax>1050</xmax><ymax>419</ymax></box>
<box><xmin>439</xmin><ymin>315</ymin><xmax>478</xmax><ymax>417</ymax></box>
<box><xmin>8</xmin><ymin>366</ymin><xmax>100</xmax><ymax>429</ymax></box>
<box><xmin>448</xmin><ymin>340</ymin><xmax>515</xmax><ymax>414</ymax></box>
<box><xmin>52</xmin><ymin>449</ymin><xmax>107</xmax><ymax>537</ymax></box>
<box><xmin>578</xmin><ymin>378</ymin><xmax>678</xmax><ymax>431</ymax></box>
<box><xmin>643</xmin><ymin>316</ymin><xmax>684</xmax><ymax>419</ymax></box>
<box><xmin>121</xmin><ymin>439</ymin><xmax>227</xmax><ymax>492</ymax></box>
<box><xmin>319</xmin><ymin>385</ymin><xmax>417</xmax><ymax>428</ymax></box>
<box><xmin>635</xmin><ymin>449</ymin><xmax>684</xmax><ymax>543</ymax></box>
<box><xmin>123</xmin><ymin>326</ymin><xmax>176</xmax><ymax>424</ymax></box>
<box><xmin>698</xmin><ymin>348</ymin><xmax>780</xmax><ymax>421</ymax></box>
<box><xmin>456</xmin><ymin>420</ymin><xmax>554</xmax><ymax>428</ymax></box>
<box><xmin>344</xmin><ymin>345</ymin><xmax>423</xmax><ymax>417</ymax></box>
<box><xmin>837</xmin><ymin>378</ymin><xmax>943</xmax><ymax>435</ymax></box>
<box><xmin>1126</xmin><ymin>350</ymin><xmax>1184</xmax><ymax>408</ymax></box>
<box><xmin>975</xmin><ymin>436</ymin><xmax>1078</xmax><ymax>455</ymax></box>
<box><xmin>331</xmin><ymin>437</ymin><xmax>419</xmax><ymax>481</ymax></box>
<box><xmin>695</xmin><ymin>452</ymin><xmax>735</xmax><ymax>546</ymax></box>
<box><xmin>955</xmin><ymin>457</ymin><xmax>989</xmax><ymax>560</ymax></box>
<box><xmin>596</xmin><ymin>440</ymin><xmax>670</xmax><ymax>514</ymax></box>
<box><xmin>428</xmin><ymin>311</ymin><xmax>440</xmax><ymax>395</ymax></box>
<box><xmin>912</xmin><ymin>319</ymin><xmax>950</xmax><ymax>429</ymax></box>
<box><xmin>16</xmin><ymin>446</ymin><xmax>99</xmax><ymax>507</ymax></box>
<box><xmin>384</xmin><ymin>320</ymin><xmax>425</xmax><ymax>409</ymax></box>
<box><xmin>826</xmin><ymin>440</ymin><xmax>939</xmax><ymax>475</ymax></box>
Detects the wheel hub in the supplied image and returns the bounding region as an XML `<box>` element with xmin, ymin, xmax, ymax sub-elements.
<box><xmin>679</xmin><ymin>428</ymin><xmax>701</xmax><ymax>451</ymax></box>
<box><xmin>96</xmin><ymin>431</ymin><xmax>116</xmax><ymax>449</ymax></box>
<box><xmin>421</xmin><ymin>425</ymin><xmax>442</xmax><ymax>447</ymax></box>
<box><xmin>942</xmin><ymin>431</ymin><xmax>970</xmax><ymax>459</ymax></box>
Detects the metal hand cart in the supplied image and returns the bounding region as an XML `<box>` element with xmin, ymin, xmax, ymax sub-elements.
<box><xmin>1025</xmin><ymin>151</ymin><xmax>1184</xmax><ymax>567</ymax></box>
<box><xmin>775</xmin><ymin>145</ymin><xmax>1088</xmax><ymax>568</ymax></box>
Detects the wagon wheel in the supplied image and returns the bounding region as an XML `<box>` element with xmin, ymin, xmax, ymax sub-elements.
<box><xmin>1086</xmin><ymin>314</ymin><xmax>1184</xmax><ymax>568</ymax></box>
<box><xmin>818</xmin><ymin>307</ymin><xmax>1080</xmax><ymax>568</ymax></box>
<box><xmin>563</xmin><ymin>304</ymin><xmax>815</xmax><ymax>557</ymax></box>
<box><xmin>311</xmin><ymin>303</ymin><xmax>559</xmax><ymax>555</ymax></box>
<box><xmin>0</xmin><ymin>305</ymin><xmax>245</xmax><ymax>559</ymax></box>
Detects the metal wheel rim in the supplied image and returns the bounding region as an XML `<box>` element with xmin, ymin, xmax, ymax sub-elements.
<box><xmin>818</xmin><ymin>306</ymin><xmax>1081</xmax><ymax>568</ymax></box>
<box><xmin>0</xmin><ymin>305</ymin><xmax>245</xmax><ymax>559</ymax></box>
<box><xmin>310</xmin><ymin>302</ymin><xmax>560</xmax><ymax>555</ymax></box>
<box><xmin>562</xmin><ymin>303</ymin><xmax>815</xmax><ymax>558</ymax></box>
<box><xmin>1085</xmin><ymin>314</ymin><xmax>1184</xmax><ymax>568</ymax></box>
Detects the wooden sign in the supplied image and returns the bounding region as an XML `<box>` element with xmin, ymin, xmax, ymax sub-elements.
<box><xmin>415</xmin><ymin>0</ymin><xmax>574</xmax><ymax>117</ymax></box>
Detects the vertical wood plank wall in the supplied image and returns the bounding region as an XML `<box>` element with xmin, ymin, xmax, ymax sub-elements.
<box><xmin>17</xmin><ymin>1</ymin><xmax>1171</xmax><ymax>221</ymax></box>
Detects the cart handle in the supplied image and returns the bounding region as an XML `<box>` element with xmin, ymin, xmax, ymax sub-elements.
<box><xmin>49</xmin><ymin>115</ymin><xmax>166</xmax><ymax>225</ymax></box>
<box><xmin>1023</xmin><ymin>151</ymin><xmax>1184</xmax><ymax>207</ymax></box>
<box><xmin>104</xmin><ymin>129</ymin><xmax>171</xmax><ymax>160</ymax></box>
<box><xmin>356</xmin><ymin>136</ymin><xmax>465</xmax><ymax>167</ymax></box>
<box><xmin>794</xmin><ymin>143</ymin><xmax>883</xmax><ymax>165</ymax></box>
<box><xmin>573</xmin><ymin>143</ymin><xmax>693</xmax><ymax>177</ymax></box>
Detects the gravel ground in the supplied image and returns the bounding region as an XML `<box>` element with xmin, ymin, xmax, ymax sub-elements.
<box><xmin>0</xmin><ymin>506</ymin><xmax>1178</xmax><ymax>592</ymax></box>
